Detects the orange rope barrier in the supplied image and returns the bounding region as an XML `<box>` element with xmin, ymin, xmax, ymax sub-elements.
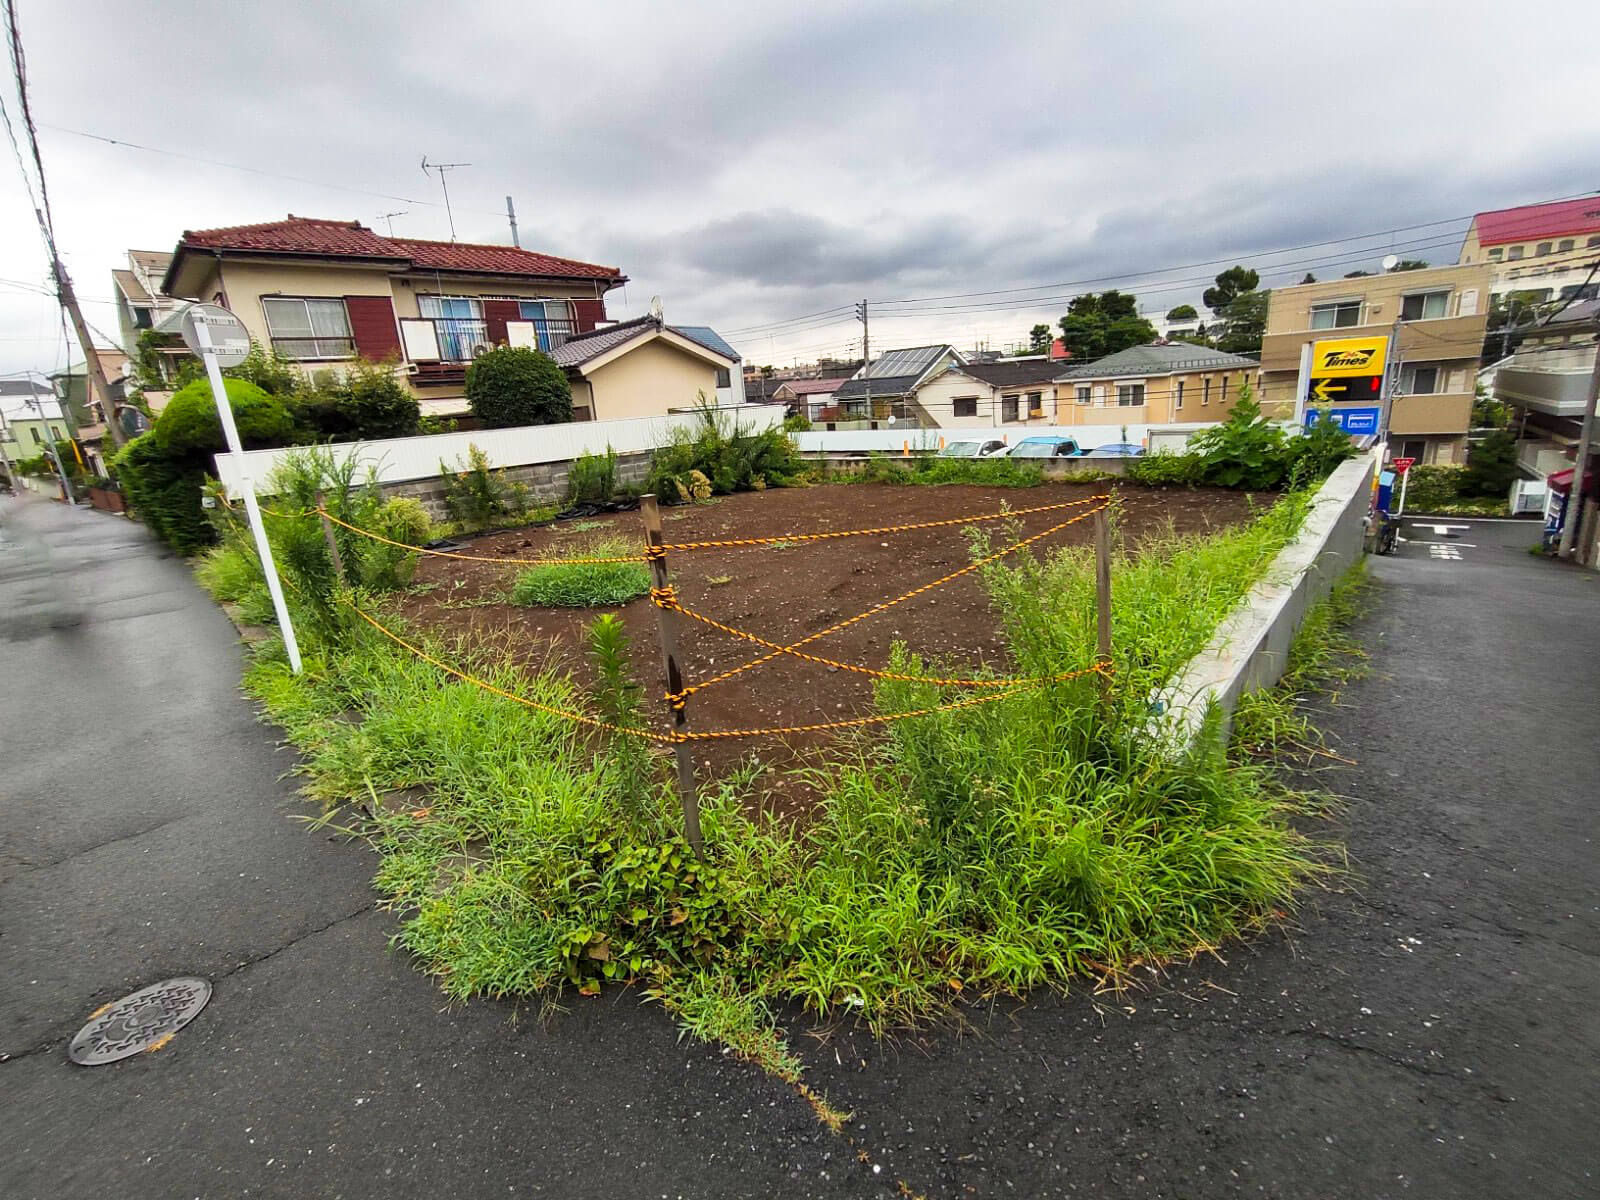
<box><xmin>674</xmin><ymin>500</ymin><xmax>1110</xmax><ymax>700</ymax></box>
<box><xmin>315</xmin><ymin>508</ymin><xmax>647</xmax><ymax>567</ymax></box>
<box><xmin>656</xmin><ymin>493</ymin><xmax>1105</xmax><ymax>552</ymax></box>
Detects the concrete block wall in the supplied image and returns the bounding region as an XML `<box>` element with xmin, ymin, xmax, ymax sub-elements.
<box><xmin>384</xmin><ymin>449</ymin><xmax>654</xmax><ymax>521</ymax></box>
<box><xmin>1153</xmin><ymin>451</ymin><xmax>1377</xmax><ymax>750</ymax></box>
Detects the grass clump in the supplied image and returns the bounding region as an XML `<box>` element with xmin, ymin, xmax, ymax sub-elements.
<box><xmin>509</xmin><ymin>539</ymin><xmax>650</xmax><ymax>607</ymax></box>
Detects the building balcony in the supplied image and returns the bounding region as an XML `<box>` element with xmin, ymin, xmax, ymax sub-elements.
<box><xmin>1516</xmin><ymin>438</ymin><xmax>1572</xmax><ymax>479</ymax></box>
<box><xmin>399</xmin><ymin>316</ymin><xmax>579</xmax><ymax>369</ymax></box>
<box><xmin>1388</xmin><ymin>391</ymin><xmax>1472</xmax><ymax>436</ymax></box>
<box><xmin>1494</xmin><ymin>362</ymin><xmax>1595</xmax><ymax>417</ymax></box>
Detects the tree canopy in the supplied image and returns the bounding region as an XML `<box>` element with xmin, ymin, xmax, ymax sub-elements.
<box><xmin>1165</xmin><ymin>304</ymin><xmax>1198</xmax><ymax>321</ymax></box>
<box><xmin>1057</xmin><ymin>290</ymin><xmax>1156</xmax><ymax>361</ymax></box>
<box><xmin>1202</xmin><ymin>266</ymin><xmax>1260</xmax><ymax>315</ymax></box>
<box><xmin>1028</xmin><ymin>323</ymin><xmax>1053</xmax><ymax>353</ymax></box>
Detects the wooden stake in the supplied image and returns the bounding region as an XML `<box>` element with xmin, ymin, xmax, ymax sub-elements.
<box><xmin>315</xmin><ymin>490</ymin><xmax>346</xmax><ymax>583</ymax></box>
<box><xmin>640</xmin><ymin>494</ymin><xmax>704</xmax><ymax>857</ymax></box>
<box><xmin>1094</xmin><ymin>505</ymin><xmax>1113</xmax><ymax>701</ymax></box>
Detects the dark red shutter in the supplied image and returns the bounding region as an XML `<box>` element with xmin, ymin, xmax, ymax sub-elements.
<box><xmin>483</xmin><ymin>299</ymin><xmax>523</xmax><ymax>347</ymax></box>
<box><xmin>572</xmin><ymin>298</ymin><xmax>606</xmax><ymax>333</ymax></box>
<box><xmin>343</xmin><ymin>296</ymin><xmax>403</xmax><ymax>361</ymax></box>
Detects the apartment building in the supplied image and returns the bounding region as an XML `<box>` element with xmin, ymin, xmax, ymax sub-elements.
<box><xmin>1458</xmin><ymin>196</ymin><xmax>1600</xmax><ymax>306</ymax></box>
<box><xmin>1260</xmin><ymin>264</ymin><xmax>1492</xmax><ymax>465</ymax></box>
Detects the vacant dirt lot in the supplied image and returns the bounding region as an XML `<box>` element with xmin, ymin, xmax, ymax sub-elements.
<box><xmin>397</xmin><ymin>482</ymin><xmax>1265</xmax><ymax>811</ymax></box>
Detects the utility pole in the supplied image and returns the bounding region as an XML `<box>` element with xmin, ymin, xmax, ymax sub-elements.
<box><xmin>420</xmin><ymin>157</ymin><xmax>470</xmax><ymax>242</ymax></box>
<box><xmin>53</xmin><ymin>261</ymin><xmax>124</xmax><ymax>451</ymax></box>
<box><xmin>26</xmin><ymin>395</ymin><xmax>74</xmax><ymax>504</ymax></box>
<box><xmin>1378</xmin><ymin>314</ymin><xmax>1403</xmax><ymax>457</ymax></box>
<box><xmin>1556</xmin><ymin>329</ymin><xmax>1600</xmax><ymax>561</ymax></box>
<box><xmin>856</xmin><ymin>299</ymin><xmax>870</xmax><ymax>421</ymax></box>
<box><xmin>505</xmin><ymin>196</ymin><xmax>521</xmax><ymax>248</ymax></box>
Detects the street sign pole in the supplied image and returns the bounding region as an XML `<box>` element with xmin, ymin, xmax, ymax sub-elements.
<box><xmin>1292</xmin><ymin>341</ymin><xmax>1312</xmax><ymax>429</ymax></box>
<box><xmin>1393</xmin><ymin>458</ymin><xmax>1415</xmax><ymax>517</ymax></box>
<box><xmin>190</xmin><ymin>314</ymin><xmax>303</xmax><ymax>673</ymax></box>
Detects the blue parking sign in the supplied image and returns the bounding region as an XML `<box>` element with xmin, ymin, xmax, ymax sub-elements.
<box><xmin>1306</xmin><ymin>406</ymin><xmax>1381</xmax><ymax>436</ymax></box>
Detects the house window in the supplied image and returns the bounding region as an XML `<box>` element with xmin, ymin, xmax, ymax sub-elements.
<box><xmin>1536</xmin><ymin>242</ymin><xmax>1552</xmax><ymax>257</ymax></box>
<box><xmin>1310</xmin><ymin>300</ymin><xmax>1361</xmax><ymax>329</ymax></box>
<box><xmin>1001</xmin><ymin>394</ymin><xmax>1020</xmax><ymax>422</ymax></box>
<box><xmin>1075</xmin><ymin>385</ymin><xmax>1092</xmax><ymax>406</ymax></box>
<box><xmin>1116</xmin><ymin>383</ymin><xmax>1145</xmax><ymax>407</ymax></box>
<box><xmin>715</xmin><ymin>367</ymin><xmax>731</xmax><ymax>388</ymax></box>
<box><xmin>1202</xmin><ymin>378</ymin><xmax>1212</xmax><ymax>406</ymax></box>
<box><xmin>261</xmin><ymin>297</ymin><xmax>354</xmax><ymax>360</ymax></box>
<box><xmin>419</xmin><ymin>295</ymin><xmax>487</xmax><ymax>361</ymax></box>
<box><xmin>1026</xmin><ymin>391</ymin><xmax>1043</xmax><ymax>416</ymax></box>
<box><xmin>1404</xmin><ymin>364</ymin><xmax>1440</xmax><ymax>394</ymax></box>
<box><xmin>953</xmin><ymin>396</ymin><xmax>978</xmax><ymax>417</ymax></box>
<box><xmin>1220</xmin><ymin>374</ymin><xmax>1229</xmax><ymax>402</ymax></box>
<box><xmin>132</xmin><ymin>305</ymin><xmax>153</xmax><ymax>329</ymax></box>
<box><xmin>1589</xmin><ymin>236</ymin><xmax>1600</xmax><ymax>249</ymax></box>
<box><xmin>1174</xmin><ymin>380</ymin><xmax>1185</xmax><ymax>409</ymax></box>
<box><xmin>1487</xmin><ymin>247</ymin><xmax>1503</xmax><ymax>261</ymax></box>
<box><xmin>1399</xmin><ymin>438</ymin><xmax>1426</xmax><ymax>463</ymax></box>
<box><xmin>1507</xmin><ymin>246</ymin><xmax>1524</xmax><ymax>260</ymax></box>
<box><xmin>1559</xmin><ymin>239</ymin><xmax>1575</xmax><ymax>253</ymax></box>
<box><xmin>30</xmin><ymin>427</ymin><xmax>42</xmax><ymax>443</ymax></box>
<box><xmin>515</xmin><ymin>298</ymin><xmax>575</xmax><ymax>351</ymax></box>
<box><xmin>1400</xmin><ymin>290</ymin><xmax>1450</xmax><ymax>321</ymax></box>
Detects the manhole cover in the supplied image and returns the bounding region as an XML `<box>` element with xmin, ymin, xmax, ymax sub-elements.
<box><xmin>67</xmin><ymin>977</ymin><xmax>212</xmax><ymax>1066</ymax></box>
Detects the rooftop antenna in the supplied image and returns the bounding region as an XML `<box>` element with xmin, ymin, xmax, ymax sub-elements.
<box><xmin>420</xmin><ymin>156</ymin><xmax>470</xmax><ymax>241</ymax></box>
<box><xmin>379</xmin><ymin>210</ymin><xmax>408</xmax><ymax>236</ymax></box>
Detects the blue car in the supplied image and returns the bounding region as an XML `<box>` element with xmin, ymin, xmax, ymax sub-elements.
<box><xmin>1085</xmin><ymin>442</ymin><xmax>1146</xmax><ymax>458</ymax></box>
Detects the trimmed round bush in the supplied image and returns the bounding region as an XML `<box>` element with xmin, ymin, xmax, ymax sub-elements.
<box><xmin>154</xmin><ymin>377</ymin><xmax>296</xmax><ymax>456</ymax></box>
<box><xmin>113</xmin><ymin>433</ymin><xmax>213</xmax><ymax>554</ymax></box>
<box><xmin>466</xmin><ymin>346</ymin><xmax>572</xmax><ymax>428</ymax></box>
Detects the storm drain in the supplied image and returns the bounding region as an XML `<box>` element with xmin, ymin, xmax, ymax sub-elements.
<box><xmin>67</xmin><ymin>977</ymin><xmax>212</xmax><ymax>1066</ymax></box>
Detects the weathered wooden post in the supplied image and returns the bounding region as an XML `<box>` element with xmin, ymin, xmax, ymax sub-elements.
<box><xmin>1094</xmin><ymin>504</ymin><xmax>1113</xmax><ymax>702</ymax></box>
<box><xmin>314</xmin><ymin>490</ymin><xmax>346</xmax><ymax>583</ymax></box>
<box><xmin>639</xmin><ymin>494</ymin><xmax>704</xmax><ymax>857</ymax></box>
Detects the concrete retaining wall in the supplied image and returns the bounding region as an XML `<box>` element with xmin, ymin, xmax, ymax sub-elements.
<box><xmin>1154</xmin><ymin>450</ymin><xmax>1377</xmax><ymax>748</ymax></box>
<box><xmin>385</xmin><ymin>449</ymin><xmax>654</xmax><ymax>521</ymax></box>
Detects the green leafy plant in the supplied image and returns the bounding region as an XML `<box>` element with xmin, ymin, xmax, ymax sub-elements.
<box><xmin>1126</xmin><ymin>450</ymin><xmax>1205</xmax><ymax>486</ymax></box>
<box><xmin>568</xmin><ymin>446</ymin><xmax>619</xmax><ymax>505</ymax></box>
<box><xmin>1188</xmin><ymin>384</ymin><xmax>1289</xmax><ymax>489</ymax></box>
<box><xmin>644</xmin><ymin>400</ymin><xmax>804</xmax><ymax>501</ymax></box>
<box><xmin>465</xmin><ymin>346</ymin><xmax>572</xmax><ymax>428</ymax></box>
<box><xmin>1460</xmin><ymin>429</ymin><xmax>1518</xmax><ymax>498</ymax></box>
<box><xmin>588</xmin><ymin>614</ymin><xmax>658</xmax><ymax>830</ymax></box>
<box><xmin>509</xmin><ymin>539</ymin><xmax>650</xmax><ymax>607</ymax></box>
<box><xmin>291</xmin><ymin>360</ymin><xmax>421</xmax><ymax>441</ymax></box>
<box><xmin>153</xmin><ymin>377</ymin><xmax>296</xmax><ymax>457</ymax></box>
<box><xmin>440</xmin><ymin>444</ymin><xmax>529</xmax><ymax>532</ymax></box>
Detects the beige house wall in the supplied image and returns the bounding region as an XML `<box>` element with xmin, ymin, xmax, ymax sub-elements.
<box><xmin>580</xmin><ymin>338</ymin><xmax>722</xmax><ymax>422</ymax></box>
<box><xmin>1054</xmin><ymin>367</ymin><xmax>1263</xmax><ymax>427</ymax></box>
<box><xmin>911</xmin><ymin>371</ymin><xmax>999</xmax><ymax>428</ymax></box>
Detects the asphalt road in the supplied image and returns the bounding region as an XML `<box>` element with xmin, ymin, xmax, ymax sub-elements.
<box><xmin>1</xmin><ymin>497</ymin><xmax>1594</xmax><ymax>1199</ymax></box>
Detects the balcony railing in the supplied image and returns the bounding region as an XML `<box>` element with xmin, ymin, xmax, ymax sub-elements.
<box><xmin>400</xmin><ymin>316</ymin><xmax>579</xmax><ymax>363</ymax></box>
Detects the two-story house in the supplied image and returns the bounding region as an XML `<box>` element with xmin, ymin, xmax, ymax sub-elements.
<box><xmin>1054</xmin><ymin>345</ymin><xmax>1261</xmax><ymax>428</ymax></box>
<box><xmin>1259</xmin><ymin>264</ymin><xmax>1492</xmax><ymax>466</ymax></box>
<box><xmin>160</xmin><ymin>216</ymin><xmax>630</xmax><ymax>416</ymax></box>
<box><xmin>910</xmin><ymin>358</ymin><xmax>1064</xmax><ymax>428</ymax></box>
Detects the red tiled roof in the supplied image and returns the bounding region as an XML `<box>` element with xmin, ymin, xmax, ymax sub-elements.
<box><xmin>389</xmin><ymin>237</ymin><xmax>621</xmax><ymax>279</ymax></box>
<box><xmin>1473</xmin><ymin>197</ymin><xmax>1600</xmax><ymax>246</ymax></box>
<box><xmin>174</xmin><ymin>216</ymin><xmax>622</xmax><ymax>280</ymax></box>
<box><xmin>778</xmin><ymin>377</ymin><xmax>852</xmax><ymax>394</ymax></box>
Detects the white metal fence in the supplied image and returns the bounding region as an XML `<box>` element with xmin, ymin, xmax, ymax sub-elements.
<box><xmin>212</xmin><ymin>404</ymin><xmax>788</xmax><ymax>497</ymax></box>
<box><xmin>792</xmin><ymin>421</ymin><xmax>1233</xmax><ymax>455</ymax></box>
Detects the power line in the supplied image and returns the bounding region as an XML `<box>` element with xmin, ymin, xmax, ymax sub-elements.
<box><xmin>40</xmin><ymin>122</ymin><xmax>506</xmax><ymax>217</ymax></box>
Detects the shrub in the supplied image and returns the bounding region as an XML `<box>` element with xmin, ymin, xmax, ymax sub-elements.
<box><xmin>1127</xmin><ymin>451</ymin><xmax>1205</xmax><ymax>486</ymax></box>
<box><xmin>1188</xmin><ymin>385</ymin><xmax>1289</xmax><ymax>490</ymax></box>
<box><xmin>465</xmin><ymin>346</ymin><xmax>572</xmax><ymax>428</ymax></box>
<box><xmin>509</xmin><ymin>539</ymin><xmax>650</xmax><ymax>607</ymax></box>
<box><xmin>1460</xmin><ymin>429</ymin><xmax>1518</xmax><ymax>497</ymax></box>
<box><xmin>291</xmin><ymin>361</ymin><xmax>421</xmax><ymax>442</ymax></box>
<box><xmin>359</xmin><ymin>497</ymin><xmax>433</xmax><ymax>589</ymax></box>
<box><xmin>194</xmin><ymin>543</ymin><xmax>260</xmax><ymax>602</ymax></box>
<box><xmin>568</xmin><ymin>446</ymin><xmax>619</xmax><ymax>505</ymax></box>
<box><xmin>440</xmin><ymin>443</ymin><xmax>530</xmax><ymax>532</ymax></box>
<box><xmin>1286</xmin><ymin>409</ymin><xmax>1359</xmax><ymax>484</ymax></box>
<box><xmin>113</xmin><ymin>433</ymin><xmax>214</xmax><ymax>554</ymax></box>
<box><xmin>644</xmin><ymin>400</ymin><xmax>804</xmax><ymax>500</ymax></box>
<box><xmin>154</xmin><ymin>377</ymin><xmax>296</xmax><ymax>456</ymax></box>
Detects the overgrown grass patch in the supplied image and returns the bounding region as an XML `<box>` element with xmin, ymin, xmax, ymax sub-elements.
<box><xmin>509</xmin><ymin>538</ymin><xmax>651</xmax><ymax>607</ymax></box>
<box><xmin>241</xmin><ymin>483</ymin><xmax>1355</xmax><ymax>1079</ymax></box>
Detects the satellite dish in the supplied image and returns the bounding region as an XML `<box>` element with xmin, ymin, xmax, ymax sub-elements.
<box><xmin>649</xmin><ymin>295</ymin><xmax>664</xmax><ymax>324</ymax></box>
<box><xmin>1382</xmin><ymin>254</ymin><xmax>1399</xmax><ymax>272</ymax></box>
<box><xmin>887</xmin><ymin>415</ymin><xmax>897</xmax><ymax>427</ymax></box>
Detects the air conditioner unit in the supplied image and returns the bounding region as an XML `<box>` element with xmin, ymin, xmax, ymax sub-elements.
<box><xmin>471</xmin><ymin>341</ymin><xmax>493</xmax><ymax>359</ymax></box>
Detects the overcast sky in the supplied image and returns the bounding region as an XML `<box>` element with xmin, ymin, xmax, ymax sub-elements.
<box><xmin>3</xmin><ymin>0</ymin><xmax>1598</xmax><ymax>380</ymax></box>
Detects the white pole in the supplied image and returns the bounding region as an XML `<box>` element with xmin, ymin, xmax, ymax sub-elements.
<box><xmin>1396</xmin><ymin>465</ymin><xmax>1409</xmax><ymax>517</ymax></box>
<box><xmin>1293</xmin><ymin>341</ymin><xmax>1312</xmax><ymax>429</ymax></box>
<box><xmin>193</xmin><ymin>319</ymin><xmax>303</xmax><ymax>673</ymax></box>
<box><xmin>1556</xmin><ymin>339</ymin><xmax>1600</xmax><ymax>561</ymax></box>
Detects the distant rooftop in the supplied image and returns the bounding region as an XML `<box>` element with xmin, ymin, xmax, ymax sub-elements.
<box><xmin>1059</xmin><ymin>343</ymin><xmax>1257</xmax><ymax>380</ymax></box>
<box><xmin>1473</xmin><ymin>197</ymin><xmax>1600</xmax><ymax>246</ymax></box>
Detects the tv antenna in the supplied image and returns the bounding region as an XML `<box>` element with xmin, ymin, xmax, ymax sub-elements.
<box><xmin>649</xmin><ymin>295</ymin><xmax>664</xmax><ymax>324</ymax></box>
<box><xmin>420</xmin><ymin>156</ymin><xmax>470</xmax><ymax>241</ymax></box>
<box><xmin>379</xmin><ymin>210</ymin><xmax>408</xmax><ymax>236</ymax></box>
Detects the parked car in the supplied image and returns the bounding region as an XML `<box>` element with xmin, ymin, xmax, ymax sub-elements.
<box><xmin>1085</xmin><ymin>442</ymin><xmax>1146</xmax><ymax>458</ymax></box>
<box><xmin>939</xmin><ymin>438</ymin><xmax>1008</xmax><ymax>458</ymax></box>
<box><xmin>1005</xmin><ymin>436</ymin><xmax>1083</xmax><ymax>459</ymax></box>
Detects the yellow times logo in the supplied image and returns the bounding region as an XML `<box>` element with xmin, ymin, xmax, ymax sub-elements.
<box><xmin>1312</xmin><ymin>335</ymin><xmax>1388</xmax><ymax>378</ymax></box>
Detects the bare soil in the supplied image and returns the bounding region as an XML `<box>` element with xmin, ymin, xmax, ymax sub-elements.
<box><xmin>396</xmin><ymin>482</ymin><xmax>1265</xmax><ymax>817</ymax></box>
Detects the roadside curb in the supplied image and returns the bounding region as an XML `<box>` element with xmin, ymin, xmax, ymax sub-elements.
<box><xmin>1154</xmin><ymin>450</ymin><xmax>1377</xmax><ymax>749</ymax></box>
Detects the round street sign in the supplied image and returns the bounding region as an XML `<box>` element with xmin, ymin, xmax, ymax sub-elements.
<box><xmin>179</xmin><ymin>302</ymin><xmax>252</xmax><ymax>368</ymax></box>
